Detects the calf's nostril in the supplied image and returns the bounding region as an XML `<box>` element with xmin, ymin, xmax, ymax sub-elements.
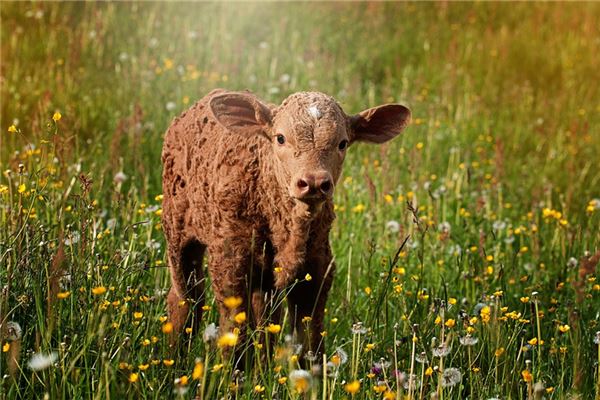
<box><xmin>297</xmin><ymin>179</ymin><xmax>309</xmax><ymax>189</ymax></box>
<box><xmin>320</xmin><ymin>180</ymin><xmax>332</xmax><ymax>193</ymax></box>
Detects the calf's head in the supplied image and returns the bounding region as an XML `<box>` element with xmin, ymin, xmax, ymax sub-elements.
<box><xmin>210</xmin><ymin>91</ymin><xmax>410</xmax><ymax>205</ymax></box>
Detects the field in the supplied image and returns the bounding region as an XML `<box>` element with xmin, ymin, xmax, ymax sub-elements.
<box><xmin>1</xmin><ymin>2</ymin><xmax>600</xmax><ymax>399</ymax></box>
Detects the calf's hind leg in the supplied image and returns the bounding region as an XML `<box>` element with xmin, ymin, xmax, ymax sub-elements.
<box><xmin>167</xmin><ymin>238</ymin><xmax>206</xmax><ymax>337</ymax></box>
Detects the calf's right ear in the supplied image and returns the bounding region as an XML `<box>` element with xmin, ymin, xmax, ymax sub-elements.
<box><xmin>209</xmin><ymin>92</ymin><xmax>272</xmax><ymax>137</ymax></box>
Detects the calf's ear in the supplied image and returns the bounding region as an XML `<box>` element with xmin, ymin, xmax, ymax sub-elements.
<box><xmin>209</xmin><ymin>92</ymin><xmax>272</xmax><ymax>136</ymax></box>
<box><xmin>349</xmin><ymin>104</ymin><xmax>411</xmax><ymax>144</ymax></box>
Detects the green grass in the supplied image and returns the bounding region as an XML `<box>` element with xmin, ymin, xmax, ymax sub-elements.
<box><xmin>1</xmin><ymin>2</ymin><xmax>600</xmax><ymax>399</ymax></box>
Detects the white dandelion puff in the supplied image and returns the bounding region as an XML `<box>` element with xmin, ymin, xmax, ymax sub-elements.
<box><xmin>203</xmin><ymin>323</ymin><xmax>218</xmax><ymax>343</ymax></box>
<box><xmin>113</xmin><ymin>171</ymin><xmax>127</xmax><ymax>184</ymax></box>
<box><xmin>5</xmin><ymin>321</ymin><xmax>22</xmax><ymax>341</ymax></box>
<box><xmin>441</xmin><ymin>367</ymin><xmax>462</xmax><ymax>388</ymax></box>
<box><xmin>459</xmin><ymin>335</ymin><xmax>479</xmax><ymax>346</ymax></box>
<box><xmin>386</xmin><ymin>220</ymin><xmax>400</xmax><ymax>233</ymax></box>
<box><xmin>28</xmin><ymin>352</ymin><xmax>58</xmax><ymax>371</ymax></box>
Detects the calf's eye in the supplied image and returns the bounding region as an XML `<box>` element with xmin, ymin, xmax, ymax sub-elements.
<box><xmin>338</xmin><ymin>139</ymin><xmax>348</xmax><ymax>151</ymax></box>
<box><xmin>276</xmin><ymin>134</ymin><xmax>286</xmax><ymax>145</ymax></box>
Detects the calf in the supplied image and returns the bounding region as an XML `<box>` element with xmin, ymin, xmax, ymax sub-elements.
<box><xmin>161</xmin><ymin>89</ymin><xmax>410</xmax><ymax>359</ymax></box>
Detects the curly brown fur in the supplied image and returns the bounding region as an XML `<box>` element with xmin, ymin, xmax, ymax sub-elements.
<box><xmin>161</xmin><ymin>88</ymin><xmax>410</xmax><ymax>360</ymax></box>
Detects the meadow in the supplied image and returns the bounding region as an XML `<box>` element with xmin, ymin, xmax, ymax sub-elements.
<box><xmin>1</xmin><ymin>2</ymin><xmax>600</xmax><ymax>399</ymax></box>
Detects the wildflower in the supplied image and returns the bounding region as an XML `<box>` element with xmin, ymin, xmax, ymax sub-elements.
<box><xmin>133</xmin><ymin>312</ymin><xmax>143</xmax><ymax>320</ymax></box>
<box><xmin>2</xmin><ymin>343</ymin><xmax>9</xmax><ymax>352</ymax></box>
<box><xmin>415</xmin><ymin>352</ymin><xmax>428</xmax><ymax>364</ymax></box>
<box><xmin>57</xmin><ymin>291</ymin><xmax>70</xmax><ymax>299</ymax></box>
<box><xmin>558</xmin><ymin>324</ymin><xmax>570</xmax><ymax>333</ymax></box>
<box><xmin>175</xmin><ymin>375</ymin><xmax>188</xmax><ymax>385</ymax></box>
<box><xmin>386</xmin><ymin>220</ymin><xmax>400</xmax><ymax>233</ymax></box>
<box><xmin>254</xmin><ymin>385</ymin><xmax>265</xmax><ymax>393</ymax></box>
<box><xmin>432</xmin><ymin>342</ymin><xmax>450</xmax><ymax>357</ymax></box>
<box><xmin>290</xmin><ymin>369</ymin><xmax>312</xmax><ymax>393</ymax></box>
<box><xmin>28</xmin><ymin>352</ymin><xmax>58</xmax><ymax>371</ymax></box>
<box><xmin>192</xmin><ymin>361</ymin><xmax>204</xmax><ymax>379</ymax></box>
<box><xmin>18</xmin><ymin>184</ymin><xmax>26</xmax><ymax>193</ymax></box>
<box><xmin>234</xmin><ymin>311</ymin><xmax>246</xmax><ymax>324</ymax></box>
<box><xmin>91</xmin><ymin>286</ymin><xmax>107</xmax><ymax>295</ymax></box>
<box><xmin>162</xmin><ymin>322</ymin><xmax>173</xmax><ymax>334</ymax></box>
<box><xmin>495</xmin><ymin>348</ymin><xmax>505</xmax><ymax>357</ymax></box>
<box><xmin>212</xmin><ymin>363</ymin><xmax>223</xmax><ymax>372</ymax></box>
<box><xmin>52</xmin><ymin>112</ymin><xmax>61</xmax><ymax>122</ymax></box>
<box><xmin>351</xmin><ymin>322</ymin><xmax>367</xmax><ymax>334</ymax></box>
<box><xmin>441</xmin><ymin>368</ymin><xmax>462</xmax><ymax>388</ymax></box>
<box><xmin>521</xmin><ymin>370</ymin><xmax>533</xmax><ymax>383</ymax></box>
<box><xmin>352</xmin><ymin>204</ymin><xmax>365</xmax><ymax>213</ymax></box>
<box><xmin>163</xmin><ymin>359</ymin><xmax>175</xmax><ymax>366</ymax></box>
<box><xmin>166</xmin><ymin>101</ymin><xmax>177</xmax><ymax>112</ymax></box>
<box><xmin>203</xmin><ymin>323</ymin><xmax>218</xmax><ymax>342</ymax></box>
<box><xmin>344</xmin><ymin>380</ymin><xmax>361</xmax><ymax>395</ymax></box>
<box><xmin>267</xmin><ymin>324</ymin><xmax>281</xmax><ymax>334</ymax></box>
<box><xmin>459</xmin><ymin>335</ymin><xmax>479</xmax><ymax>346</ymax></box>
<box><xmin>223</xmin><ymin>296</ymin><xmax>242</xmax><ymax>309</ymax></box>
<box><xmin>129</xmin><ymin>372</ymin><xmax>139</xmax><ymax>383</ymax></box>
<box><xmin>8</xmin><ymin>125</ymin><xmax>17</xmax><ymax>133</ymax></box>
<box><xmin>479</xmin><ymin>305</ymin><xmax>491</xmax><ymax>323</ymax></box>
<box><xmin>438</xmin><ymin>221</ymin><xmax>451</xmax><ymax>233</ymax></box>
<box><xmin>567</xmin><ymin>257</ymin><xmax>578</xmax><ymax>268</ymax></box>
<box><xmin>445</xmin><ymin>319</ymin><xmax>456</xmax><ymax>328</ymax></box>
<box><xmin>217</xmin><ymin>332</ymin><xmax>238</xmax><ymax>348</ymax></box>
<box><xmin>425</xmin><ymin>366</ymin><xmax>433</xmax><ymax>376</ymax></box>
<box><xmin>138</xmin><ymin>364</ymin><xmax>149</xmax><ymax>371</ymax></box>
<box><xmin>305</xmin><ymin>273</ymin><xmax>312</xmax><ymax>281</ymax></box>
<box><xmin>333</xmin><ymin>347</ymin><xmax>348</xmax><ymax>366</ymax></box>
<box><xmin>113</xmin><ymin>171</ymin><xmax>127</xmax><ymax>184</ymax></box>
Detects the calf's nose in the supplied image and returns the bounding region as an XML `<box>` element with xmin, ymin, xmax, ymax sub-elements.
<box><xmin>295</xmin><ymin>171</ymin><xmax>334</xmax><ymax>198</ymax></box>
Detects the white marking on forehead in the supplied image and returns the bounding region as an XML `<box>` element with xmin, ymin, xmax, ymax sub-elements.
<box><xmin>307</xmin><ymin>105</ymin><xmax>322</xmax><ymax>120</ymax></box>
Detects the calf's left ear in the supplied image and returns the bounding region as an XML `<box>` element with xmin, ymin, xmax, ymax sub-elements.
<box><xmin>349</xmin><ymin>104</ymin><xmax>411</xmax><ymax>144</ymax></box>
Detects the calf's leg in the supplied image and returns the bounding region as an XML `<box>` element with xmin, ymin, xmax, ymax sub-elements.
<box><xmin>167</xmin><ymin>238</ymin><xmax>206</xmax><ymax>338</ymax></box>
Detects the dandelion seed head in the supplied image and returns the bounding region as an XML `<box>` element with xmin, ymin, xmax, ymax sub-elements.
<box><xmin>459</xmin><ymin>335</ymin><xmax>479</xmax><ymax>346</ymax></box>
<box><xmin>386</xmin><ymin>220</ymin><xmax>400</xmax><ymax>233</ymax></box>
<box><xmin>113</xmin><ymin>171</ymin><xmax>127</xmax><ymax>184</ymax></box>
<box><xmin>203</xmin><ymin>323</ymin><xmax>218</xmax><ymax>343</ymax></box>
<box><xmin>28</xmin><ymin>352</ymin><xmax>58</xmax><ymax>371</ymax></box>
<box><xmin>441</xmin><ymin>368</ymin><xmax>462</xmax><ymax>388</ymax></box>
<box><xmin>5</xmin><ymin>321</ymin><xmax>22</xmax><ymax>341</ymax></box>
<box><xmin>351</xmin><ymin>322</ymin><xmax>367</xmax><ymax>335</ymax></box>
<box><xmin>289</xmin><ymin>369</ymin><xmax>312</xmax><ymax>393</ymax></box>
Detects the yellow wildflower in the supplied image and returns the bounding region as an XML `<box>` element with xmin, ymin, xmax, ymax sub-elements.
<box><xmin>234</xmin><ymin>312</ymin><xmax>246</xmax><ymax>324</ymax></box>
<box><xmin>267</xmin><ymin>323</ymin><xmax>281</xmax><ymax>334</ymax></box>
<box><xmin>344</xmin><ymin>380</ymin><xmax>361</xmax><ymax>395</ymax></box>
<box><xmin>192</xmin><ymin>361</ymin><xmax>204</xmax><ymax>380</ymax></box>
<box><xmin>162</xmin><ymin>322</ymin><xmax>173</xmax><ymax>334</ymax></box>
<box><xmin>52</xmin><ymin>112</ymin><xmax>62</xmax><ymax>122</ymax></box>
<box><xmin>91</xmin><ymin>286</ymin><xmax>107</xmax><ymax>295</ymax></box>
<box><xmin>163</xmin><ymin>359</ymin><xmax>175</xmax><ymax>367</ymax></box>
<box><xmin>129</xmin><ymin>372</ymin><xmax>139</xmax><ymax>383</ymax></box>
<box><xmin>217</xmin><ymin>332</ymin><xmax>238</xmax><ymax>348</ymax></box>
<box><xmin>57</xmin><ymin>291</ymin><xmax>70</xmax><ymax>299</ymax></box>
<box><xmin>8</xmin><ymin>125</ymin><xmax>17</xmax><ymax>133</ymax></box>
<box><xmin>223</xmin><ymin>296</ymin><xmax>242</xmax><ymax>309</ymax></box>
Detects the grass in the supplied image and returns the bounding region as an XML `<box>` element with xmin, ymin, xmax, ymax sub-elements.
<box><xmin>1</xmin><ymin>2</ymin><xmax>600</xmax><ymax>399</ymax></box>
